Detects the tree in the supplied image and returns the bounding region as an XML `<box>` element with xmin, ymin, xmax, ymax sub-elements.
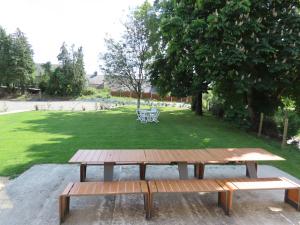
<box><xmin>9</xmin><ymin>28</ymin><xmax>35</xmax><ymax>92</ymax></box>
<box><xmin>101</xmin><ymin>1</ymin><xmax>155</xmax><ymax>109</ymax></box>
<box><xmin>0</xmin><ymin>27</ymin><xmax>34</xmax><ymax>92</ymax></box>
<box><xmin>150</xmin><ymin>0</ymin><xmax>300</xmax><ymax>123</ymax></box>
<box><xmin>198</xmin><ymin>0</ymin><xmax>300</xmax><ymax>126</ymax></box>
<box><xmin>149</xmin><ymin>0</ymin><xmax>209</xmax><ymax>115</ymax></box>
<box><xmin>38</xmin><ymin>61</ymin><xmax>52</xmax><ymax>92</ymax></box>
<box><xmin>0</xmin><ymin>26</ymin><xmax>11</xmax><ymax>87</ymax></box>
<box><xmin>47</xmin><ymin>43</ymin><xmax>86</xmax><ymax>96</ymax></box>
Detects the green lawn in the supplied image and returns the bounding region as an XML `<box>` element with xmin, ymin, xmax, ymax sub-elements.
<box><xmin>0</xmin><ymin>107</ymin><xmax>299</xmax><ymax>178</ymax></box>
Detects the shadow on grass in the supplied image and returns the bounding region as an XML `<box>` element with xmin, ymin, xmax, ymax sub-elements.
<box><xmin>1</xmin><ymin>107</ymin><xmax>300</xmax><ymax>178</ymax></box>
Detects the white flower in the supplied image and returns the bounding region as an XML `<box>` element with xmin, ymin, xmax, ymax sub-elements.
<box><xmin>272</xmin><ymin>8</ymin><xmax>277</xmax><ymax>17</ymax></box>
<box><xmin>256</xmin><ymin>38</ymin><xmax>259</xmax><ymax>43</ymax></box>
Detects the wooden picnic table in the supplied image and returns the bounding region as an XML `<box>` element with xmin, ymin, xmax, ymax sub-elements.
<box><xmin>68</xmin><ymin>148</ymin><xmax>284</xmax><ymax>181</ymax></box>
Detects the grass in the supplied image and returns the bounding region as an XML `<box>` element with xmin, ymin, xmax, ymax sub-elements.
<box><xmin>0</xmin><ymin>107</ymin><xmax>299</xmax><ymax>178</ymax></box>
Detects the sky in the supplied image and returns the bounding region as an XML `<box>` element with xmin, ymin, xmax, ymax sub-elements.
<box><xmin>0</xmin><ymin>0</ymin><xmax>148</xmax><ymax>74</ymax></box>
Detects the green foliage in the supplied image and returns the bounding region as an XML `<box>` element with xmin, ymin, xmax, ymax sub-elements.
<box><xmin>47</xmin><ymin>43</ymin><xmax>86</xmax><ymax>96</ymax></box>
<box><xmin>199</xmin><ymin>0</ymin><xmax>300</xmax><ymax>124</ymax></box>
<box><xmin>79</xmin><ymin>87</ymin><xmax>111</xmax><ymax>99</ymax></box>
<box><xmin>0</xmin><ymin>27</ymin><xmax>34</xmax><ymax>92</ymax></box>
<box><xmin>38</xmin><ymin>62</ymin><xmax>52</xmax><ymax>92</ymax></box>
<box><xmin>274</xmin><ymin>109</ymin><xmax>300</xmax><ymax>139</ymax></box>
<box><xmin>101</xmin><ymin>1</ymin><xmax>155</xmax><ymax>109</ymax></box>
<box><xmin>150</xmin><ymin>0</ymin><xmax>300</xmax><ymax>123</ymax></box>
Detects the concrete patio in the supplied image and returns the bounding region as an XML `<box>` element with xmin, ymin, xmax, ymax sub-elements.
<box><xmin>0</xmin><ymin>164</ymin><xmax>299</xmax><ymax>225</ymax></box>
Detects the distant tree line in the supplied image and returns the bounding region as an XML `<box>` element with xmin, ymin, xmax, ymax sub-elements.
<box><xmin>0</xmin><ymin>25</ymin><xmax>86</xmax><ymax>96</ymax></box>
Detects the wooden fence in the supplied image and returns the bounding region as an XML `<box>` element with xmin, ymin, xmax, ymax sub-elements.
<box><xmin>110</xmin><ymin>90</ymin><xmax>192</xmax><ymax>103</ymax></box>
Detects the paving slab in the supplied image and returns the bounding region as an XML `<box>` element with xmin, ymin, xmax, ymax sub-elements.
<box><xmin>0</xmin><ymin>164</ymin><xmax>299</xmax><ymax>225</ymax></box>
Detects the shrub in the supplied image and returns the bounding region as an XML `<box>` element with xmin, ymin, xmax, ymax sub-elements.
<box><xmin>210</xmin><ymin>103</ymin><xmax>225</xmax><ymax>118</ymax></box>
<box><xmin>274</xmin><ymin>110</ymin><xmax>300</xmax><ymax>139</ymax></box>
<box><xmin>81</xmin><ymin>87</ymin><xmax>97</xmax><ymax>96</ymax></box>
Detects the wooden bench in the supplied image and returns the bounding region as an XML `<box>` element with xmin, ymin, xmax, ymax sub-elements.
<box><xmin>218</xmin><ymin>177</ymin><xmax>300</xmax><ymax>215</ymax></box>
<box><xmin>147</xmin><ymin>179</ymin><xmax>230</xmax><ymax>218</ymax></box>
<box><xmin>147</xmin><ymin>177</ymin><xmax>300</xmax><ymax>218</ymax></box>
<box><xmin>59</xmin><ymin>181</ymin><xmax>149</xmax><ymax>224</ymax></box>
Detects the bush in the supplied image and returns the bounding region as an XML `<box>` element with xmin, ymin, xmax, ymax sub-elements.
<box><xmin>274</xmin><ymin>110</ymin><xmax>300</xmax><ymax>139</ymax></box>
<box><xmin>210</xmin><ymin>103</ymin><xmax>225</xmax><ymax>118</ymax></box>
<box><xmin>81</xmin><ymin>87</ymin><xmax>97</xmax><ymax>96</ymax></box>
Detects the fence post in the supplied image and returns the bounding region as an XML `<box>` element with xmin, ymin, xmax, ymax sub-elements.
<box><xmin>281</xmin><ymin>114</ymin><xmax>289</xmax><ymax>148</ymax></box>
<box><xmin>258</xmin><ymin>112</ymin><xmax>264</xmax><ymax>137</ymax></box>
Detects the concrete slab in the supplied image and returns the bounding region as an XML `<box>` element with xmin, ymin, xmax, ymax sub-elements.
<box><xmin>0</xmin><ymin>164</ymin><xmax>299</xmax><ymax>225</ymax></box>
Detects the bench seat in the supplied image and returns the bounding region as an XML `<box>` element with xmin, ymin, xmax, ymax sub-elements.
<box><xmin>59</xmin><ymin>181</ymin><xmax>149</xmax><ymax>224</ymax></box>
<box><xmin>147</xmin><ymin>179</ymin><xmax>229</xmax><ymax>218</ymax></box>
<box><xmin>218</xmin><ymin>177</ymin><xmax>300</xmax><ymax>215</ymax></box>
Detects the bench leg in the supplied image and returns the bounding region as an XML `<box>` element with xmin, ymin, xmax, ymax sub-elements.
<box><xmin>218</xmin><ymin>191</ymin><xmax>232</xmax><ymax>216</ymax></box>
<box><xmin>194</xmin><ymin>163</ymin><xmax>205</xmax><ymax>179</ymax></box>
<box><xmin>59</xmin><ymin>195</ymin><xmax>70</xmax><ymax>224</ymax></box>
<box><xmin>104</xmin><ymin>162</ymin><xmax>114</xmax><ymax>181</ymax></box>
<box><xmin>178</xmin><ymin>162</ymin><xmax>188</xmax><ymax>179</ymax></box>
<box><xmin>80</xmin><ymin>164</ymin><xmax>87</xmax><ymax>182</ymax></box>
<box><xmin>245</xmin><ymin>162</ymin><xmax>257</xmax><ymax>178</ymax></box>
<box><xmin>140</xmin><ymin>164</ymin><xmax>146</xmax><ymax>180</ymax></box>
<box><xmin>285</xmin><ymin>189</ymin><xmax>300</xmax><ymax>211</ymax></box>
<box><xmin>146</xmin><ymin>193</ymin><xmax>153</xmax><ymax>219</ymax></box>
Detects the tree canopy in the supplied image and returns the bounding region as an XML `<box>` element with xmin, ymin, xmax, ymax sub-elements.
<box><xmin>0</xmin><ymin>27</ymin><xmax>34</xmax><ymax>92</ymax></box>
<box><xmin>149</xmin><ymin>0</ymin><xmax>300</xmax><ymax>125</ymax></box>
<box><xmin>47</xmin><ymin>43</ymin><xmax>86</xmax><ymax>96</ymax></box>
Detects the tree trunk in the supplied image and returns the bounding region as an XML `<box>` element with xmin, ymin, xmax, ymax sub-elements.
<box><xmin>246</xmin><ymin>89</ymin><xmax>258</xmax><ymax>129</ymax></box>
<box><xmin>137</xmin><ymin>92</ymin><xmax>141</xmax><ymax>109</ymax></box>
<box><xmin>191</xmin><ymin>96</ymin><xmax>196</xmax><ymax>111</ymax></box>
<box><xmin>194</xmin><ymin>91</ymin><xmax>203</xmax><ymax>116</ymax></box>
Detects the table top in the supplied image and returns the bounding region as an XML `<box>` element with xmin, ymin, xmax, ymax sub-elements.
<box><xmin>68</xmin><ymin>148</ymin><xmax>285</xmax><ymax>165</ymax></box>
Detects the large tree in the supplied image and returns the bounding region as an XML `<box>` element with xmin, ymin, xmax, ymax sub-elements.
<box><xmin>0</xmin><ymin>27</ymin><xmax>34</xmax><ymax>92</ymax></box>
<box><xmin>150</xmin><ymin>0</ymin><xmax>300</xmax><ymax>123</ymax></box>
<box><xmin>149</xmin><ymin>0</ymin><xmax>210</xmax><ymax>115</ymax></box>
<box><xmin>101</xmin><ymin>1</ymin><xmax>156</xmax><ymax>109</ymax></box>
<box><xmin>199</xmin><ymin>0</ymin><xmax>300</xmax><ymax>126</ymax></box>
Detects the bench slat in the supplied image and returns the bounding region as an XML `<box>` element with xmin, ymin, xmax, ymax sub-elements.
<box><xmin>149</xmin><ymin>180</ymin><xmax>227</xmax><ymax>193</ymax></box>
<box><xmin>67</xmin><ymin>181</ymin><xmax>148</xmax><ymax>196</ymax></box>
<box><xmin>223</xmin><ymin>177</ymin><xmax>300</xmax><ymax>191</ymax></box>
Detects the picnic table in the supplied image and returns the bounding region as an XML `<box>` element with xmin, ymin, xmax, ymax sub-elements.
<box><xmin>68</xmin><ymin>148</ymin><xmax>284</xmax><ymax>181</ymax></box>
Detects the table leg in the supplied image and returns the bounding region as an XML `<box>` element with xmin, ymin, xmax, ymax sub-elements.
<box><xmin>245</xmin><ymin>162</ymin><xmax>257</xmax><ymax>178</ymax></box>
<box><xmin>178</xmin><ymin>162</ymin><xmax>188</xmax><ymax>179</ymax></box>
<box><xmin>194</xmin><ymin>163</ymin><xmax>205</xmax><ymax>179</ymax></box>
<box><xmin>140</xmin><ymin>164</ymin><xmax>146</xmax><ymax>180</ymax></box>
<box><xmin>80</xmin><ymin>163</ymin><xmax>87</xmax><ymax>182</ymax></box>
<box><xmin>104</xmin><ymin>162</ymin><xmax>114</xmax><ymax>181</ymax></box>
